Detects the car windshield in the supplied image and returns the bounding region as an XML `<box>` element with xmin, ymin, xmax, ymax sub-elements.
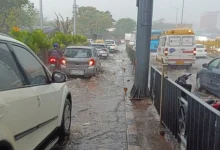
<box><xmin>196</xmin><ymin>45</ymin><xmax>204</xmax><ymax>48</ymax></box>
<box><xmin>91</xmin><ymin>44</ymin><xmax>105</xmax><ymax>49</ymax></box>
<box><xmin>64</xmin><ymin>48</ymin><xmax>92</xmax><ymax>58</ymax></box>
<box><xmin>105</xmin><ymin>41</ymin><xmax>114</xmax><ymax>45</ymax></box>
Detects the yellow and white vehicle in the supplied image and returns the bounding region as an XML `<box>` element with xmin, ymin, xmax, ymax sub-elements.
<box><xmin>95</xmin><ymin>39</ymin><xmax>104</xmax><ymax>44</ymax></box>
<box><xmin>156</xmin><ymin>29</ymin><xmax>196</xmax><ymax>66</ymax></box>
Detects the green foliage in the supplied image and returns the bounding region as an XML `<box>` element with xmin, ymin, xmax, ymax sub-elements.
<box><xmin>0</xmin><ymin>0</ymin><xmax>38</xmax><ymax>32</ymax></box>
<box><xmin>76</xmin><ymin>6</ymin><xmax>115</xmax><ymax>35</ymax></box>
<box><xmin>114</xmin><ymin>18</ymin><xmax>136</xmax><ymax>38</ymax></box>
<box><xmin>10</xmin><ymin>29</ymin><xmax>51</xmax><ymax>53</ymax></box>
<box><xmin>52</xmin><ymin>32</ymin><xmax>87</xmax><ymax>47</ymax></box>
<box><xmin>10</xmin><ymin>29</ymin><xmax>88</xmax><ymax>53</ymax></box>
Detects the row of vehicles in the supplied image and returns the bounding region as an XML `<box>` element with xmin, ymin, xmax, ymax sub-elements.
<box><xmin>49</xmin><ymin>39</ymin><xmax>118</xmax><ymax>78</ymax></box>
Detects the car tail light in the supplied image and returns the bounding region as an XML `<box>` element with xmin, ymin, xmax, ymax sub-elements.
<box><xmin>204</xmin><ymin>49</ymin><xmax>207</xmax><ymax>52</ymax></box>
<box><xmin>60</xmin><ymin>58</ymin><xmax>66</xmax><ymax>65</ymax></box>
<box><xmin>165</xmin><ymin>48</ymin><xmax>168</xmax><ymax>56</ymax></box>
<box><xmin>89</xmin><ymin>59</ymin><xmax>95</xmax><ymax>66</ymax></box>
<box><xmin>103</xmin><ymin>48</ymin><xmax>107</xmax><ymax>51</ymax></box>
<box><xmin>193</xmin><ymin>48</ymin><xmax>196</xmax><ymax>55</ymax></box>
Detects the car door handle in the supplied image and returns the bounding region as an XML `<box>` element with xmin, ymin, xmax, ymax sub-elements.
<box><xmin>37</xmin><ymin>96</ymin><xmax>42</xmax><ymax>107</ymax></box>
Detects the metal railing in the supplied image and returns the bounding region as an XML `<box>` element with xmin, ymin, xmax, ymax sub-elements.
<box><xmin>150</xmin><ymin>66</ymin><xmax>220</xmax><ymax>150</ymax></box>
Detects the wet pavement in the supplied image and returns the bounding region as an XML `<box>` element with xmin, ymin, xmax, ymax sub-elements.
<box><xmin>52</xmin><ymin>44</ymin><xmax>179</xmax><ymax>150</ymax></box>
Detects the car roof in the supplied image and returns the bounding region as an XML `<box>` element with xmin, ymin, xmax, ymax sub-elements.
<box><xmin>0</xmin><ymin>34</ymin><xmax>26</xmax><ymax>46</ymax></box>
<box><xmin>91</xmin><ymin>43</ymin><xmax>105</xmax><ymax>45</ymax></box>
<box><xmin>105</xmin><ymin>40</ymin><xmax>114</xmax><ymax>41</ymax></box>
<box><xmin>66</xmin><ymin>46</ymin><xmax>92</xmax><ymax>49</ymax></box>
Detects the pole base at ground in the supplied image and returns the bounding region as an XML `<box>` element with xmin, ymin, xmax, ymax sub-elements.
<box><xmin>130</xmin><ymin>84</ymin><xmax>149</xmax><ymax>100</ymax></box>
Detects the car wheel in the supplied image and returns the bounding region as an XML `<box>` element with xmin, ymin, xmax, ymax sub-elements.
<box><xmin>94</xmin><ymin>68</ymin><xmax>98</xmax><ymax>77</ymax></box>
<box><xmin>196</xmin><ymin>77</ymin><xmax>202</xmax><ymax>91</ymax></box>
<box><xmin>58</xmin><ymin>99</ymin><xmax>71</xmax><ymax>143</ymax></box>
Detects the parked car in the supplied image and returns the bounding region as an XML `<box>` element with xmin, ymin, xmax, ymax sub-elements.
<box><xmin>121</xmin><ymin>39</ymin><xmax>125</xmax><ymax>44</ymax></box>
<box><xmin>196</xmin><ymin>44</ymin><xmax>207</xmax><ymax>58</ymax></box>
<box><xmin>196</xmin><ymin>58</ymin><xmax>220</xmax><ymax>97</ymax></box>
<box><xmin>90</xmin><ymin>43</ymin><xmax>109</xmax><ymax>59</ymax></box>
<box><xmin>0</xmin><ymin>34</ymin><xmax>72</xmax><ymax>150</ymax></box>
<box><xmin>61</xmin><ymin>46</ymin><xmax>101</xmax><ymax>77</ymax></box>
<box><xmin>105</xmin><ymin>40</ymin><xmax>117</xmax><ymax>53</ymax></box>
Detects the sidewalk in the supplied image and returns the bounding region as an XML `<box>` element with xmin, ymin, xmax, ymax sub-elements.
<box><xmin>120</xmin><ymin>50</ymin><xmax>180</xmax><ymax>150</ymax></box>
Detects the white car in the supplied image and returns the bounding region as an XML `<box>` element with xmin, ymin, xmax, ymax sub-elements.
<box><xmin>196</xmin><ymin>44</ymin><xmax>207</xmax><ymax>58</ymax></box>
<box><xmin>0</xmin><ymin>34</ymin><xmax>72</xmax><ymax>150</ymax></box>
<box><xmin>105</xmin><ymin>40</ymin><xmax>117</xmax><ymax>53</ymax></box>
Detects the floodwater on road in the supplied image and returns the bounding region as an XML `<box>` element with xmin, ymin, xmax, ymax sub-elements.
<box><xmin>52</xmin><ymin>45</ymin><xmax>179</xmax><ymax>150</ymax></box>
<box><xmin>52</xmin><ymin>45</ymin><xmax>127</xmax><ymax>150</ymax></box>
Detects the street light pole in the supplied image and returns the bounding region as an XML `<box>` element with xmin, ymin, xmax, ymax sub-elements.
<box><xmin>39</xmin><ymin>0</ymin><xmax>43</xmax><ymax>29</ymax></box>
<box><xmin>73</xmin><ymin>0</ymin><xmax>77</xmax><ymax>35</ymax></box>
<box><xmin>180</xmin><ymin>0</ymin><xmax>184</xmax><ymax>26</ymax></box>
<box><xmin>130</xmin><ymin>0</ymin><xmax>153</xmax><ymax>99</ymax></box>
<box><xmin>175</xmin><ymin>8</ymin><xmax>178</xmax><ymax>28</ymax></box>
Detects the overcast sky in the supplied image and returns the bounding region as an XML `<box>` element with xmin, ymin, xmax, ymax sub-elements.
<box><xmin>30</xmin><ymin>0</ymin><xmax>219</xmax><ymax>28</ymax></box>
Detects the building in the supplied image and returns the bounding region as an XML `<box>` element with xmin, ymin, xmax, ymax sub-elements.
<box><xmin>200</xmin><ymin>11</ymin><xmax>220</xmax><ymax>29</ymax></box>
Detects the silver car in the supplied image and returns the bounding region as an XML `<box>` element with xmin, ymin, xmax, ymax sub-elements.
<box><xmin>61</xmin><ymin>46</ymin><xmax>101</xmax><ymax>77</ymax></box>
<box><xmin>90</xmin><ymin>43</ymin><xmax>109</xmax><ymax>59</ymax></box>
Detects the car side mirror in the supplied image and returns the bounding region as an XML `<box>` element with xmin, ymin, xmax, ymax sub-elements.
<box><xmin>202</xmin><ymin>63</ymin><xmax>208</xmax><ymax>68</ymax></box>
<box><xmin>52</xmin><ymin>71</ymin><xmax>67</xmax><ymax>83</ymax></box>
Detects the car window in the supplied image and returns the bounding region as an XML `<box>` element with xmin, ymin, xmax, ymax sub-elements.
<box><xmin>209</xmin><ymin>59</ymin><xmax>220</xmax><ymax>69</ymax></box>
<box><xmin>0</xmin><ymin>43</ymin><xmax>24</xmax><ymax>91</ymax></box>
<box><xmin>159</xmin><ymin>37</ymin><xmax>166</xmax><ymax>46</ymax></box>
<box><xmin>64</xmin><ymin>48</ymin><xmax>92</xmax><ymax>58</ymax></box>
<box><xmin>182</xmin><ymin>36</ymin><xmax>194</xmax><ymax>46</ymax></box>
<box><xmin>91</xmin><ymin>44</ymin><xmax>105</xmax><ymax>49</ymax></box>
<box><xmin>196</xmin><ymin>45</ymin><xmax>204</xmax><ymax>48</ymax></box>
<box><xmin>93</xmin><ymin>48</ymin><xmax>97</xmax><ymax>57</ymax></box>
<box><xmin>11</xmin><ymin>45</ymin><xmax>48</xmax><ymax>85</ymax></box>
<box><xmin>105</xmin><ymin>41</ymin><xmax>114</xmax><ymax>45</ymax></box>
<box><xmin>169</xmin><ymin>37</ymin><xmax>180</xmax><ymax>46</ymax></box>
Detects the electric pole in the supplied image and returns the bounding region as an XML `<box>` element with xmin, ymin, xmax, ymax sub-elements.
<box><xmin>181</xmin><ymin>0</ymin><xmax>184</xmax><ymax>26</ymax></box>
<box><xmin>73</xmin><ymin>0</ymin><xmax>77</xmax><ymax>35</ymax></box>
<box><xmin>130</xmin><ymin>0</ymin><xmax>154</xmax><ymax>99</ymax></box>
<box><xmin>39</xmin><ymin>0</ymin><xmax>43</xmax><ymax>29</ymax></box>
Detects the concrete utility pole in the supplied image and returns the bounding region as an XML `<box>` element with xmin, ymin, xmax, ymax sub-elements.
<box><xmin>39</xmin><ymin>0</ymin><xmax>43</xmax><ymax>29</ymax></box>
<box><xmin>172</xmin><ymin>7</ymin><xmax>178</xmax><ymax>28</ymax></box>
<box><xmin>130</xmin><ymin>0</ymin><xmax>153</xmax><ymax>99</ymax></box>
<box><xmin>73</xmin><ymin>0</ymin><xmax>77</xmax><ymax>35</ymax></box>
<box><xmin>181</xmin><ymin>0</ymin><xmax>184</xmax><ymax>26</ymax></box>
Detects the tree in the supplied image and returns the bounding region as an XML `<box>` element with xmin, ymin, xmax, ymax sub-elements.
<box><xmin>152</xmin><ymin>18</ymin><xmax>176</xmax><ymax>30</ymax></box>
<box><xmin>114</xmin><ymin>18</ymin><xmax>136</xmax><ymax>38</ymax></box>
<box><xmin>0</xmin><ymin>0</ymin><xmax>38</xmax><ymax>32</ymax></box>
<box><xmin>76</xmin><ymin>7</ymin><xmax>115</xmax><ymax>35</ymax></box>
<box><xmin>52</xmin><ymin>13</ymin><xmax>72</xmax><ymax>34</ymax></box>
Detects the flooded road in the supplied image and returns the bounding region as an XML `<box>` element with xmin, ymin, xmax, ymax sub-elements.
<box><xmin>52</xmin><ymin>45</ymin><xmax>178</xmax><ymax>150</ymax></box>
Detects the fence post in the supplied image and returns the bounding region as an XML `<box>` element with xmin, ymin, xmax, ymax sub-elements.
<box><xmin>160</xmin><ymin>63</ymin><xmax>168</xmax><ymax>124</ymax></box>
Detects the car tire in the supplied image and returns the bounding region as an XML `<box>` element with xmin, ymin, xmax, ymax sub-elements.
<box><xmin>58</xmin><ymin>98</ymin><xmax>71</xmax><ymax>143</ymax></box>
<box><xmin>196</xmin><ymin>76</ymin><xmax>202</xmax><ymax>91</ymax></box>
<box><xmin>94</xmin><ymin>68</ymin><xmax>98</xmax><ymax>77</ymax></box>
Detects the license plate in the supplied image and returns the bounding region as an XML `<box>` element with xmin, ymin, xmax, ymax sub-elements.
<box><xmin>101</xmin><ymin>53</ymin><xmax>107</xmax><ymax>56</ymax></box>
<box><xmin>50</xmin><ymin>64</ymin><xmax>55</xmax><ymax>67</ymax></box>
<box><xmin>70</xmin><ymin>70</ymin><xmax>84</xmax><ymax>75</ymax></box>
<box><xmin>176</xmin><ymin>61</ymin><xmax>184</xmax><ymax>65</ymax></box>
